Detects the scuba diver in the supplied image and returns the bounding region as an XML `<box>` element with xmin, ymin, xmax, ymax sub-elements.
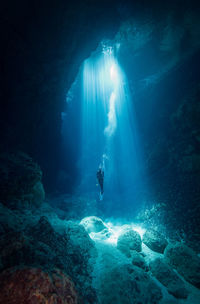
<box><xmin>96</xmin><ymin>166</ymin><xmax>104</xmax><ymax>200</ymax></box>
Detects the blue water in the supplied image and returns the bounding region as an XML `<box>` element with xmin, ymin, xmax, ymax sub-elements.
<box><xmin>62</xmin><ymin>42</ymin><xmax>149</xmax><ymax>212</ymax></box>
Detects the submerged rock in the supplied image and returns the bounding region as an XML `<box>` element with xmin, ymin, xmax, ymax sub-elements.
<box><xmin>117</xmin><ymin>228</ymin><xmax>142</xmax><ymax>257</ymax></box>
<box><xmin>142</xmin><ymin>229</ymin><xmax>168</xmax><ymax>253</ymax></box>
<box><xmin>0</xmin><ymin>152</ymin><xmax>45</xmax><ymax>208</ymax></box>
<box><xmin>0</xmin><ymin>267</ymin><xmax>78</xmax><ymax>304</ymax></box>
<box><xmin>150</xmin><ymin>258</ymin><xmax>188</xmax><ymax>299</ymax></box>
<box><xmin>131</xmin><ymin>250</ymin><xmax>148</xmax><ymax>271</ymax></box>
<box><xmin>0</xmin><ymin>227</ymin><xmax>63</xmax><ymax>273</ymax></box>
<box><xmin>0</xmin><ymin>203</ymin><xmax>23</xmax><ymax>232</ymax></box>
<box><xmin>63</xmin><ymin>221</ymin><xmax>98</xmax><ymax>303</ymax></box>
<box><xmin>98</xmin><ymin>263</ymin><xmax>162</xmax><ymax>304</ymax></box>
<box><xmin>80</xmin><ymin>216</ymin><xmax>107</xmax><ymax>233</ymax></box>
<box><xmin>27</xmin><ymin>216</ymin><xmax>61</xmax><ymax>248</ymax></box>
<box><xmin>31</xmin><ymin>181</ymin><xmax>45</xmax><ymax>206</ymax></box>
<box><xmin>164</xmin><ymin>242</ymin><xmax>200</xmax><ymax>288</ymax></box>
<box><xmin>0</xmin><ymin>216</ymin><xmax>97</xmax><ymax>303</ymax></box>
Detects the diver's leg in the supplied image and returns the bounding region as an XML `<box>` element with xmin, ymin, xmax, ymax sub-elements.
<box><xmin>99</xmin><ymin>192</ymin><xmax>103</xmax><ymax>201</ymax></box>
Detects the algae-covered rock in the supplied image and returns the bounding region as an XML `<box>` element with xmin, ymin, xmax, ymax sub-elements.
<box><xmin>142</xmin><ymin>229</ymin><xmax>168</xmax><ymax>253</ymax></box>
<box><xmin>117</xmin><ymin>228</ymin><xmax>142</xmax><ymax>257</ymax></box>
<box><xmin>0</xmin><ymin>152</ymin><xmax>45</xmax><ymax>208</ymax></box>
<box><xmin>80</xmin><ymin>216</ymin><xmax>107</xmax><ymax>233</ymax></box>
<box><xmin>0</xmin><ymin>268</ymin><xmax>78</xmax><ymax>304</ymax></box>
<box><xmin>164</xmin><ymin>242</ymin><xmax>200</xmax><ymax>288</ymax></box>
<box><xmin>150</xmin><ymin>258</ymin><xmax>188</xmax><ymax>299</ymax></box>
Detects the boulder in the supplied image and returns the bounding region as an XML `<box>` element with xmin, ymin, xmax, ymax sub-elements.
<box><xmin>117</xmin><ymin>228</ymin><xmax>142</xmax><ymax>257</ymax></box>
<box><xmin>63</xmin><ymin>221</ymin><xmax>98</xmax><ymax>303</ymax></box>
<box><xmin>0</xmin><ymin>230</ymin><xmax>59</xmax><ymax>272</ymax></box>
<box><xmin>0</xmin><ymin>203</ymin><xmax>23</xmax><ymax>232</ymax></box>
<box><xmin>98</xmin><ymin>263</ymin><xmax>162</xmax><ymax>304</ymax></box>
<box><xmin>0</xmin><ymin>267</ymin><xmax>78</xmax><ymax>304</ymax></box>
<box><xmin>142</xmin><ymin>229</ymin><xmax>168</xmax><ymax>253</ymax></box>
<box><xmin>0</xmin><ymin>217</ymin><xmax>97</xmax><ymax>303</ymax></box>
<box><xmin>164</xmin><ymin>242</ymin><xmax>200</xmax><ymax>288</ymax></box>
<box><xmin>31</xmin><ymin>217</ymin><xmax>97</xmax><ymax>303</ymax></box>
<box><xmin>0</xmin><ymin>152</ymin><xmax>45</xmax><ymax>208</ymax></box>
<box><xmin>27</xmin><ymin>216</ymin><xmax>62</xmax><ymax>249</ymax></box>
<box><xmin>80</xmin><ymin>216</ymin><xmax>108</xmax><ymax>233</ymax></box>
<box><xmin>131</xmin><ymin>250</ymin><xmax>148</xmax><ymax>271</ymax></box>
<box><xmin>150</xmin><ymin>258</ymin><xmax>188</xmax><ymax>299</ymax></box>
<box><xmin>30</xmin><ymin>181</ymin><xmax>45</xmax><ymax>206</ymax></box>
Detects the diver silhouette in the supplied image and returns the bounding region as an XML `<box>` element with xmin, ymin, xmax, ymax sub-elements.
<box><xmin>97</xmin><ymin>167</ymin><xmax>104</xmax><ymax>200</ymax></box>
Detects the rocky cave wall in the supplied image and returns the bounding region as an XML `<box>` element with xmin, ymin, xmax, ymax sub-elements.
<box><xmin>114</xmin><ymin>4</ymin><xmax>200</xmax><ymax>244</ymax></box>
<box><xmin>1</xmin><ymin>0</ymin><xmax>197</xmax><ymax>189</ymax></box>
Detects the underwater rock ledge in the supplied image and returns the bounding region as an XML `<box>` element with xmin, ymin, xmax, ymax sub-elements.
<box><xmin>1</xmin><ymin>199</ymin><xmax>200</xmax><ymax>304</ymax></box>
<box><xmin>0</xmin><ymin>151</ymin><xmax>45</xmax><ymax>209</ymax></box>
<box><xmin>0</xmin><ymin>267</ymin><xmax>78</xmax><ymax>304</ymax></box>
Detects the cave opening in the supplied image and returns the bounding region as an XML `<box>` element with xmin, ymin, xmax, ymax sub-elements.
<box><xmin>61</xmin><ymin>40</ymin><xmax>149</xmax><ymax>218</ymax></box>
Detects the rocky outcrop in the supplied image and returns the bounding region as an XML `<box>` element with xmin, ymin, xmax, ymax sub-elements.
<box><xmin>142</xmin><ymin>229</ymin><xmax>168</xmax><ymax>253</ymax></box>
<box><xmin>29</xmin><ymin>217</ymin><xmax>97</xmax><ymax>303</ymax></box>
<box><xmin>0</xmin><ymin>215</ymin><xmax>97</xmax><ymax>303</ymax></box>
<box><xmin>0</xmin><ymin>267</ymin><xmax>78</xmax><ymax>304</ymax></box>
<box><xmin>150</xmin><ymin>258</ymin><xmax>188</xmax><ymax>299</ymax></box>
<box><xmin>117</xmin><ymin>228</ymin><xmax>142</xmax><ymax>257</ymax></box>
<box><xmin>0</xmin><ymin>152</ymin><xmax>45</xmax><ymax>208</ymax></box>
<box><xmin>131</xmin><ymin>250</ymin><xmax>148</xmax><ymax>271</ymax></box>
<box><xmin>164</xmin><ymin>242</ymin><xmax>200</xmax><ymax>288</ymax></box>
<box><xmin>0</xmin><ymin>203</ymin><xmax>24</xmax><ymax>233</ymax></box>
<box><xmin>98</xmin><ymin>263</ymin><xmax>162</xmax><ymax>304</ymax></box>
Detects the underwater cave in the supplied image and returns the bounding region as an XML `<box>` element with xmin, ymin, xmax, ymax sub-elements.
<box><xmin>0</xmin><ymin>0</ymin><xmax>200</xmax><ymax>303</ymax></box>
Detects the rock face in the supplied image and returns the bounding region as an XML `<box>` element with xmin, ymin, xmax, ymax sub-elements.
<box><xmin>0</xmin><ymin>216</ymin><xmax>97</xmax><ymax>303</ymax></box>
<box><xmin>98</xmin><ymin>263</ymin><xmax>162</xmax><ymax>304</ymax></box>
<box><xmin>117</xmin><ymin>228</ymin><xmax>142</xmax><ymax>257</ymax></box>
<box><xmin>164</xmin><ymin>242</ymin><xmax>200</xmax><ymax>288</ymax></box>
<box><xmin>0</xmin><ymin>203</ymin><xmax>23</xmax><ymax>233</ymax></box>
<box><xmin>131</xmin><ymin>250</ymin><xmax>148</xmax><ymax>271</ymax></box>
<box><xmin>80</xmin><ymin>216</ymin><xmax>107</xmax><ymax>233</ymax></box>
<box><xmin>150</xmin><ymin>258</ymin><xmax>188</xmax><ymax>299</ymax></box>
<box><xmin>0</xmin><ymin>267</ymin><xmax>78</xmax><ymax>304</ymax></box>
<box><xmin>142</xmin><ymin>229</ymin><xmax>168</xmax><ymax>253</ymax></box>
<box><xmin>0</xmin><ymin>152</ymin><xmax>45</xmax><ymax>208</ymax></box>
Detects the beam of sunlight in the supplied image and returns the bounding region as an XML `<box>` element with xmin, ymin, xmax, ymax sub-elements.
<box><xmin>88</xmin><ymin>220</ymin><xmax>146</xmax><ymax>245</ymax></box>
<box><xmin>71</xmin><ymin>42</ymin><xmax>147</xmax><ymax>203</ymax></box>
<box><xmin>104</xmin><ymin>92</ymin><xmax>117</xmax><ymax>137</ymax></box>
